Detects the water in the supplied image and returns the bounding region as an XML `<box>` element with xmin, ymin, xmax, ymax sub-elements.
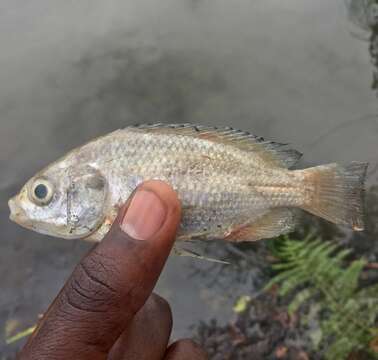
<box><xmin>1</xmin><ymin>0</ymin><xmax>378</xmax><ymax>357</ymax></box>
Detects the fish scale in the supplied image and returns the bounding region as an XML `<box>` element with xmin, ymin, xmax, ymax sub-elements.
<box><xmin>87</xmin><ymin>132</ymin><xmax>280</xmax><ymax>237</ymax></box>
<box><xmin>8</xmin><ymin>123</ymin><xmax>367</xmax><ymax>243</ymax></box>
<box><xmin>72</xmin><ymin>131</ymin><xmax>316</xmax><ymax>237</ymax></box>
<box><xmin>114</xmin><ymin>137</ymin><xmax>291</xmax><ymax>236</ymax></box>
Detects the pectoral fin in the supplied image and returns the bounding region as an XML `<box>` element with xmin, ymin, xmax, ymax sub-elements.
<box><xmin>224</xmin><ymin>208</ymin><xmax>298</xmax><ymax>242</ymax></box>
<box><xmin>173</xmin><ymin>245</ymin><xmax>230</xmax><ymax>264</ymax></box>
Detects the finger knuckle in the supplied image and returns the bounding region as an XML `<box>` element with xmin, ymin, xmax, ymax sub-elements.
<box><xmin>169</xmin><ymin>339</ymin><xmax>208</xmax><ymax>359</ymax></box>
<box><xmin>63</xmin><ymin>252</ymin><xmax>119</xmax><ymax>313</ymax></box>
<box><xmin>149</xmin><ymin>294</ymin><xmax>172</xmax><ymax>319</ymax></box>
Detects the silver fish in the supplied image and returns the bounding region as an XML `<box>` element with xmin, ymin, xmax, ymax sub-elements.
<box><xmin>8</xmin><ymin>124</ymin><xmax>368</xmax><ymax>243</ymax></box>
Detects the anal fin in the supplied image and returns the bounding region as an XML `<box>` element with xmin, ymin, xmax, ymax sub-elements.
<box><xmin>225</xmin><ymin>208</ymin><xmax>298</xmax><ymax>242</ymax></box>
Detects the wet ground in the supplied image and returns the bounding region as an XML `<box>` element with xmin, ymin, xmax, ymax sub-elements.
<box><xmin>1</xmin><ymin>0</ymin><xmax>378</xmax><ymax>357</ymax></box>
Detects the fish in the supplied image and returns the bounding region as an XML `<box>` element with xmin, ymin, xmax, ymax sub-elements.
<box><xmin>8</xmin><ymin>123</ymin><xmax>368</xmax><ymax>245</ymax></box>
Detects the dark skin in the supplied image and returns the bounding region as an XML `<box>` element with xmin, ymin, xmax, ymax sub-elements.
<box><xmin>19</xmin><ymin>180</ymin><xmax>208</xmax><ymax>360</ymax></box>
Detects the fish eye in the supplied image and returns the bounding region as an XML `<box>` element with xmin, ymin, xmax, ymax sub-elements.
<box><xmin>34</xmin><ymin>184</ymin><xmax>47</xmax><ymax>199</ymax></box>
<box><xmin>30</xmin><ymin>179</ymin><xmax>54</xmax><ymax>205</ymax></box>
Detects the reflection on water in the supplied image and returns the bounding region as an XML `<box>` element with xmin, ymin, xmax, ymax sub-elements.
<box><xmin>1</xmin><ymin>0</ymin><xmax>378</xmax><ymax>358</ymax></box>
<box><xmin>347</xmin><ymin>0</ymin><xmax>378</xmax><ymax>93</ymax></box>
<box><xmin>53</xmin><ymin>44</ymin><xmax>229</xmax><ymax>144</ymax></box>
<box><xmin>347</xmin><ymin>0</ymin><xmax>378</xmax><ymax>30</ymax></box>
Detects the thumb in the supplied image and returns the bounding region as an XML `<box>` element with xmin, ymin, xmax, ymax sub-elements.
<box><xmin>20</xmin><ymin>180</ymin><xmax>181</xmax><ymax>360</ymax></box>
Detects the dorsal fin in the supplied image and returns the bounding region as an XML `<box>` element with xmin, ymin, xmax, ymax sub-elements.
<box><xmin>127</xmin><ymin>123</ymin><xmax>302</xmax><ymax>169</ymax></box>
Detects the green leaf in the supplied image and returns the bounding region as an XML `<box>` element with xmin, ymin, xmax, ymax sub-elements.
<box><xmin>233</xmin><ymin>295</ymin><xmax>251</xmax><ymax>314</ymax></box>
<box><xmin>6</xmin><ymin>325</ymin><xmax>36</xmax><ymax>344</ymax></box>
<box><xmin>309</xmin><ymin>328</ymin><xmax>323</xmax><ymax>350</ymax></box>
<box><xmin>288</xmin><ymin>288</ymin><xmax>316</xmax><ymax>315</ymax></box>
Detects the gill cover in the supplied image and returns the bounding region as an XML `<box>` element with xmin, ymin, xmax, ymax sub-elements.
<box><xmin>66</xmin><ymin>165</ymin><xmax>108</xmax><ymax>238</ymax></box>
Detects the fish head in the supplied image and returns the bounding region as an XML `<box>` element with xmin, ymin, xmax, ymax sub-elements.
<box><xmin>8</xmin><ymin>162</ymin><xmax>108</xmax><ymax>240</ymax></box>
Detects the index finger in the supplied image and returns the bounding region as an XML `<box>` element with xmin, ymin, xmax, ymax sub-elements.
<box><xmin>19</xmin><ymin>180</ymin><xmax>181</xmax><ymax>360</ymax></box>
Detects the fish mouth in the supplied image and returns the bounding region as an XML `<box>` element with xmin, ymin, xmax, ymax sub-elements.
<box><xmin>8</xmin><ymin>197</ymin><xmax>33</xmax><ymax>229</ymax></box>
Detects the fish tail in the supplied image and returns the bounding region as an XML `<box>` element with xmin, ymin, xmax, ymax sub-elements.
<box><xmin>301</xmin><ymin>162</ymin><xmax>368</xmax><ymax>230</ymax></box>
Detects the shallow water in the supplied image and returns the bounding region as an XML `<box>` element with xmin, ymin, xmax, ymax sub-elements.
<box><xmin>1</xmin><ymin>0</ymin><xmax>378</xmax><ymax>356</ymax></box>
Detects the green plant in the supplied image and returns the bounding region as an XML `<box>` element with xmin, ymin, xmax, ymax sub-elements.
<box><xmin>265</xmin><ymin>233</ymin><xmax>378</xmax><ymax>360</ymax></box>
<box><xmin>346</xmin><ymin>0</ymin><xmax>377</xmax><ymax>30</ymax></box>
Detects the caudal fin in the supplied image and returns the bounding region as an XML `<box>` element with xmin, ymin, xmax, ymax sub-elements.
<box><xmin>302</xmin><ymin>162</ymin><xmax>368</xmax><ymax>230</ymax></box>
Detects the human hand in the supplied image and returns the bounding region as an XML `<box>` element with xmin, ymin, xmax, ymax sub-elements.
<box><xmin>19</xmin><ymin>180</ymin><xmax>208</xmax><ymax>360</ymax></box>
